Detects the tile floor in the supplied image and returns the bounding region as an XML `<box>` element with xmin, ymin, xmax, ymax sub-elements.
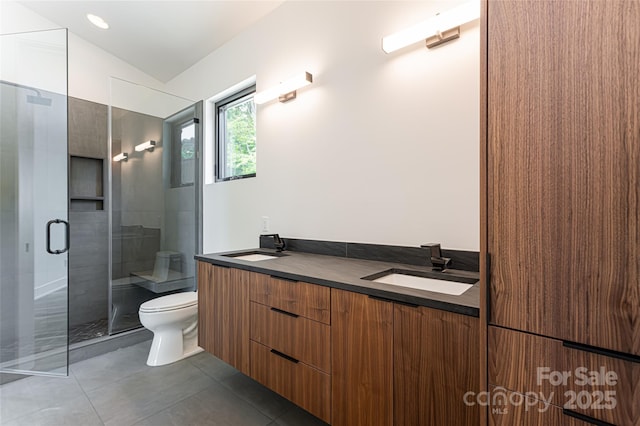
<box><xmin>0</xmin><ymin>341</ymin><xmax>328</xmax><ymax>426</ymax></box>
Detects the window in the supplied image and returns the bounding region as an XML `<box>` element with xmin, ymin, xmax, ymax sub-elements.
<box><xmin>170</xmin><ymin>117</ymin><xmax>196</xmax><ymax>188</ymax></box>
<box><xmin>215</xmin><ymin>85</ymin><xmax>256</xmax><ymax>181</ymax></box>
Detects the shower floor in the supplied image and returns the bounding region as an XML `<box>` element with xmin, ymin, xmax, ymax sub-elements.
<box><xmin>70</xmin><ymin>314</ymin><xmax>143</xmax><ymax>344</ymax></box>
<box><xmin>69</xmin><ymin>319</ymin><xmax>109</xmax><ymax>344</ymax></box>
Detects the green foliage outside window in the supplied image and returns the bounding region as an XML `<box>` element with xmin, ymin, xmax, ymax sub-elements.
<box><xmin>224</xmin><ymin>98</ymin><xmax>256</xmax><ymax>177</ymax></box>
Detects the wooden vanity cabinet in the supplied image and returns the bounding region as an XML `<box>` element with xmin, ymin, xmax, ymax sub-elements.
<box><xmin>197</xmin><ymin>262</ymin><xmax>250</xmax><ymax>375</ymax></box>
<box><xmin>198</xmin><ymin>261</ymin><xmax>480</xmax><ymax>425</ymax></box>
<box><xmin>331</xmin><ymin>290</ymin><xmax>394</xmax><ymax>426</ymax></box>
<box><xmin>394</xmin><ymin>304</ymin><xmax>480</xmax><ymax>425</ymax></box>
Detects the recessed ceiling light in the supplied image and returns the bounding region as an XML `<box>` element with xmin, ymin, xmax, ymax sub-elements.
<box><xmin>87</xmin><ymin>13</ymin><xmax>109</xmax><ymax>30</ymax></box>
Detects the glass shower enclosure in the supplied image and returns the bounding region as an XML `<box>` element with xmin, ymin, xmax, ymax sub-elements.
<box><xmin>109</xmin><ymin>78</ymin><xmax>201</xmax><ymax>334</ymax></box>
<box><xmin>0</xmin><ymin>29</ymin><xmax>69</xmax><ymax>376</ymax></box>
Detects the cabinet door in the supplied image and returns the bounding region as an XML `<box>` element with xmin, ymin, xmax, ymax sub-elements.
<box><xmin>487</xmin><ymin>0</ymin><xmax>640</xmax><ymax>355</ymax></box>
<box><xmin>197</xmin><ymin>261</ymin><xmax>216</xmax><ymax>354</ymax></box>
<box><xmin>197</xmin><ymin>262</ymin><xmax>250</xmax><ymax>374</ymax></box>
<box><xmin>331</xmin><ymin>290</ymin><xmax>393</xmax><ymax>426</ymax></box>
<box><xmin>394</xmin><ymin>305</ymin><xmax>479</xmax><ymax>425</ymax></box>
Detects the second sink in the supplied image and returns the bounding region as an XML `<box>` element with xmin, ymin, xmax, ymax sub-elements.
<box><xmin>223</xmin><ymin>250</ymin><xmax>287</xmax><ymax>262</ymax></box>
<box><xmin>362</xmin><ymin>269</ymin><xmax>477</xmax><ymax>296</ymax></box>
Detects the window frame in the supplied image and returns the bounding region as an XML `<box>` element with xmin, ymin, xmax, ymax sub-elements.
<box><xmin>215</xmin><ymin>84</ymin><xmax>257</xmax><ymax>182</ymax></box>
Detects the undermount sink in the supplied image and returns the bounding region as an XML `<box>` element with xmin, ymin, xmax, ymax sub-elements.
<box><xmin>362</xmin><ymin>269</ymin><xmax>477</xmax><ymax>296</ymax></box>
<box><xmin>223</xmin><ymin>251</ymin><xmax>286</xmax><ymax>262</ymax></box>
<box><xmin>233</xmin><ymin>254</ymin><xmax>278</xmax><ymax>261</ymax></box>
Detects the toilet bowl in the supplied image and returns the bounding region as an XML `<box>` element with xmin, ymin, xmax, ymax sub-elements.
<box><xmin>138</xmin><ymin>291</ymin><xmax>203</xmax><ymax>366</ymax></box>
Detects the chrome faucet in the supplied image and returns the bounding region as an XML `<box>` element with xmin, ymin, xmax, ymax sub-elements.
<box><xmin>421</xmin><ymin>243</ymin><xmax>451</xmax><ymax>271</ymax></box>
<box><xmin>262</xmin><ymin>234</ymin><xmax>286</xmax><ymax>252</ymax></box>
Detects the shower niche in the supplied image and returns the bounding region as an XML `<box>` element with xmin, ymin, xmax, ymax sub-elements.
<box><xmin>69</xmin><ymin>155</ymin><xmax>105</xmax><ymax>211</ymax></box>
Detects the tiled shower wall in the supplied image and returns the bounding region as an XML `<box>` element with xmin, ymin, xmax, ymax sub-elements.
<box><xmin>68</xmin><ymin>97</ymin><xmax>109</xmax><ymax>328</ymax></box>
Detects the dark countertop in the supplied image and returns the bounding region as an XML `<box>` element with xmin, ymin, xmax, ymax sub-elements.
<box><xmin>195</xmin><ymin>249</ymin><xmax>480</xmax><ymax>317</ymax></box>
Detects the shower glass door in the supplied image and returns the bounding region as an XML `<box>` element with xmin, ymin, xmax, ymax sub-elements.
<box><xmin>109</xmin><ymin>78</ymin><xmax>199</xmax><ymax>334</ymax></box>
<box><xmin>0</xmin><ymin>29</ymin><xmax>69</xmax><ymax>376</ymax></box>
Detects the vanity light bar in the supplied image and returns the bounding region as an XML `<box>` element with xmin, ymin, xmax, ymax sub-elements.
<box><xmin>382</xmin><ymin>1</ymin><xmax>480</xmax><ymax>53</ymax></box>
<box><xmin>135</xmin><ymin>140</ymin><xmax>156</xmax><ymax>152</ymax></box>
<box><xmin>113</xmin><ymin>152</ymin><xmax>128</xmax><ymax>162</ymax></box>
<box><xmin>254</xmin><ymin>72</ymin><xmax>313</xmax><ymax>105</ymax></box>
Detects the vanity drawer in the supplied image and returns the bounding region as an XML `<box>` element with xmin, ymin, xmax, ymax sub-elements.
<box><xmin>250</xmin><ymin>302</ymin><xmax>330</xmax><ymax>373</ymax></box>
<box><xmin>250</xmin><ymin>340</ymin><xmax>330</xmax><ymax>423</ymax></box>
<box><xmin>250</xmin><ymin>274</ymin><xmax>330</xmax><ymax>324</ymax></box>
<box><xmin>489</xmin><ymin>326</ymin><xmax>640</xmax><ymax>426</ymax></box>
<box><xmin>489</xmin><ymin>387</ymin><xmax>591</xmax><ymax>426</ymax></box>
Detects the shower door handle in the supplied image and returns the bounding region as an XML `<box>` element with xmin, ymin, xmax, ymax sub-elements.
<box><xmin>46</xmin><ymin>219</ymin><xmax>70</xmax><ymax>254</ymax></box>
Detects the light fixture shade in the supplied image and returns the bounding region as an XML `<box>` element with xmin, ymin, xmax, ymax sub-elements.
<box><xmin>135</xmin><ymin>140</ymin><xmax>156</xmax><ymax>152</ymax></box>
<box><xmin>254</xmin><ymin>72</ymin><xmax>313</xmax><ymax>105</ymax></box>
<box><xmin>382</xmin><ymin>1</ymin><xmax>480</xmax><ymax>53</ymax></box>
<box><xmin>113</xmin><ymin>152</ymin><xmax>128</xmax><ymax>162</ymax></box>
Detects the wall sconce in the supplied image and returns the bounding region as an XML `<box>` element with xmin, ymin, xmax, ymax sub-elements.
<box><xmin>135</xmin><ymin>140</ymin><xmax>156</xmax><ymax>152</ymax></box>
<box><xmin>113</xmin><ymin>152</ymin><xmax>128</xmax><ymax>162</ymax></box>
<box><xmin>254</xmin><ymin>72</ymin><xmax>313</xmax><ymax>105</ymax></box>
<box><xmin>382</xmin><ymin>1</ymin><xmax>480</xmax><ymax>53</ymax></box>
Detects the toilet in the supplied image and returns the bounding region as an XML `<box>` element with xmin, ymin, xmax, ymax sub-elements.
<box><xmin>138</xmin><ymin>291</ymin><xmax>203</xmax><ymax>366</ymax></box>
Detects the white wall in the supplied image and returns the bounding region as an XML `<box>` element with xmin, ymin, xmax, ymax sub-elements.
<box><xmin>168</xmin><ymin>1</ymin><xmax>479</xmax><ymax>253</ymax></box>
<box><xmin>0</xmin><ymin>1</ymin><xmax>166</xmax><ymax>104</ymax></box>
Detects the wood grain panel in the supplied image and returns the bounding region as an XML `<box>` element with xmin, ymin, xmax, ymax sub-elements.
<box><xmin>394</xmin><ymin>304</ymin><xmax>480</xmax><ymax>425</ymax></box>
<box><xmin>562</xmin><ymin>345</ymin><xmax>640</xmax><ymax>426</ymax></box>
<box><xmin>197</xmin><ymin>261</ymin><xmax>215</xmax><ymax>354</ymax></box>
<box><xmin>479</xmin><ymin>1</ymin><xmax>489</xmax><ymax>424</ymax></box>
<box><xmin>488</xmin><ymin>326</ymin><xmax>564</xmax><ymax>405</ymax></box>
<box><xmin>250</xmin><ymin>301</ymin><xmax>330</xmax><ymax>372</ymax></box>
<box><xmin>251</xmin><ymin>341</ymin><xmax>330</xmax><ymax>423</ymax></box>
<box><xmin>488</xmin><ymin>387</ymin><xmax>590</xmax><ymax>426</ymax></box>
<box><xmin>489</xmin><ymin>326</ymin><xmax>640</xmax><ymax>426</ymax></box>
<box><xmin>197</xmin><ymin>262</ymin><xmax>250</xmax><ymax>375</ymax></box>
<box><xmin>250</xmin><ymin>274</ymin><xmax>330</xmax><ymax>324</ymax></box>
<box><xmin>331</xmin><ymin>289</ymin><xmax>393</xmax><ymax>426</ymax></box>
<box><xmin>487</xmin><ymin>0</ymin><xmax>640</xmax><ymax>355</ymax></box>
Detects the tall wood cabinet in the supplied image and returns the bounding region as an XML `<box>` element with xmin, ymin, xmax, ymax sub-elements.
<box><xmin>484</xmin><ymin>1</ymin><xmax>640</xmax><ymax>424</ymax></box>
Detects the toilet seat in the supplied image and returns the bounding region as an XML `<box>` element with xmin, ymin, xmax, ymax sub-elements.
<box><xmin>140</xmin><ymin>292</ymin><xmax>197</xmax><ymax>313</ymax></box>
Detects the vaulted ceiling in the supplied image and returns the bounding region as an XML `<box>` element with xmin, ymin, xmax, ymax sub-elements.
<box><xmin>20</xmin><ymin>1</ymin><xmax>284</xmax><ymax>82</ymax></box>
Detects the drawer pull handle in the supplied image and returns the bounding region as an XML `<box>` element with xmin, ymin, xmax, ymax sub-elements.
<box><xmin>270</xmin><ymin>349</ymin><xmax>299</xmax><ymax>364</ymax></box>
<box><xmin>368</xmin><ymin>294</ymin><xmax>419</xmax><ymax>308</ymax></box>
<box><xmin>270</xmin><ymin>275</ymin><xmax>298</xmax><ymax>283</ymax></box>
<box><xmin>562</xmin><ymin>340</ymin><xmax>640</xmax><ymax>364</ymax></box>
<box><xmin>270</xmin><ymin>307</ymin><xmax>299</xmax><ymax>318</ymax></box>
<box><xmin>562</xmin><ymin>409</ymin><xmax>614</xmax><ymax>426</ymax></box>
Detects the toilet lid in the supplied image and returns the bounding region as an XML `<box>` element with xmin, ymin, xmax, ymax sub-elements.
<box><xmin>140</xmin><ymin>292</ymin><xmax>197</xmax><ymax>313</ymax></box>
